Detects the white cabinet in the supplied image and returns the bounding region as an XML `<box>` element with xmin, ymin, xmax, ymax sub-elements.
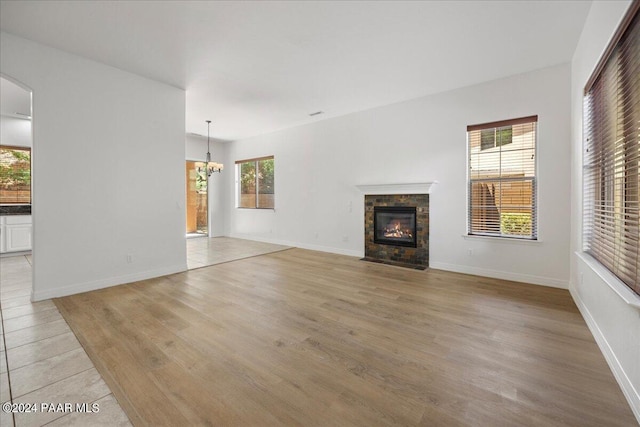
<box><xmin>0</xmin><ymin>215</ymin><xmax>32</xmax><ymax>253</ymax></box>
<box><xmin>6</xmin><ymin>224</ymin><xmax>32</xmax><ymax>252</ymax></box>
<box><xmin>0</xmin><ymin>218</ymin><xmax>4</xmax><ymax>253</ymax></box>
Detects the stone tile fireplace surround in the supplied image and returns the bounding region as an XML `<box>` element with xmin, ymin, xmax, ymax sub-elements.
<box><xmin>357</xmin><ymin>183</ymin><xmax>434</xmax><ymax>269</ymax></box>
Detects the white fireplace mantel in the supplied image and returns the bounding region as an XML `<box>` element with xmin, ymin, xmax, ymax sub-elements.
<box><xmin>355</xmin><ymin>182</ymin><xmax>437</xmax><ymax>195</ymax></box>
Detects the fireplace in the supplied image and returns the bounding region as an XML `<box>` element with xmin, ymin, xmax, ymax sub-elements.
<box><xmin>374</xmin><ymin>206</ymin><xmax>417</xmax><ymax>247</ymax></box>
<box><xmin>364</xmin><ymin>194</ymin><xmax>429</xmax><ymax>269</ymax></box>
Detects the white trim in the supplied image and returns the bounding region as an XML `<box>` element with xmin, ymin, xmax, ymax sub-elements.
<box><xmin>429</xmin><ymin>260</ymin><xmax>568</xmax><ymax>289</ymax></box>
<box><xmin>576</xmin><ymin>251</ymin><xmax>640</xmax><ymax>308</ymax></box>
<box><xmin>355</xmin><ymin>182</ymin><xmax>437</xmax><ymax>195</ymax></box>
<box><xmin>462</xmin><ymin>234</ymin><xmax>541</xmax><ymax>245</ymax></box>
<box><xmin>569</xmin><ymin>285</ymin><xmax>640</xmax><ymax>423</ymax></box>
<box><xmin>31</xmin><ymin>263</ymin><xmax>188</xmax><ymax>301</ymax></box>
<box><xmin>228</xmin><ymin>233</ymin><xmax>363</xmax><ymax>258</ymax></box>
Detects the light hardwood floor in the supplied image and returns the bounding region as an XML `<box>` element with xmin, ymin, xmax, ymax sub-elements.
<box><xmin>55</xmin><ymin>249</ymin><xmax>637</xmax><ymax>426</ymax></box>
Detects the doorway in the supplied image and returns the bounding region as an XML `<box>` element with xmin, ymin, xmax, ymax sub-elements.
<box><xmin>0</xmin><ymin>74</ymin><xmax>34</xmax><ymax>299</ymax></box>
<box><xmin>186</xmin><ymin>161</ymin><xmax>208</xmax><ymax>237</ymax></box>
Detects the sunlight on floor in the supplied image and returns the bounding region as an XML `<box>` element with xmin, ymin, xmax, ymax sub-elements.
<box><xmin>186</xmin><ymin>236</ymin><xmax>291</xmax><ymax>270</ymax></box>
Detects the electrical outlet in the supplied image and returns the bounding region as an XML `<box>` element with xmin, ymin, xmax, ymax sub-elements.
<box><xmin>467</xmin><ymin>249</ymin><xmax>473</xmax><ymax>256</ymax></box>
<box><xmin>126</xmin><ymin>254</ymin><xmax>133</xmax><ymax>264</ymax></box>
<box><xmin>342</xmin><ymin>236</ymin><xmax>349</xmax><ymax>242</ymax></box>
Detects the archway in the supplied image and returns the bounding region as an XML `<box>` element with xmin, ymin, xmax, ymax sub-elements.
<box><xmin>0</xmin><ymin>74</ymin><xmax>34</xmax><ymax>298</ymax></box>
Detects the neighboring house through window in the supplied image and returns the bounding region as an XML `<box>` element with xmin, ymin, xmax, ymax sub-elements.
<box><xmin>467</xmin><ymin>116</ymin><xmax>538</xmax><ymax>239</ymax></box>
<box><xmin>480</xmin><ymin>127</ymin><xmax>513</xmax><ymax>151</ymax></box>
<box><xmin>236</xmin><ymin>156</ymin><xmax>275</xmax><ymax>209</ymax></box>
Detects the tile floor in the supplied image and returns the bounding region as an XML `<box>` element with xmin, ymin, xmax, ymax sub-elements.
<box><xmin>186</xmin><ymin>236</ymin><xmax>290</xmax><ymax>269</ymax></box>
<box><xmin>0</xmin><ymin>255</ymin><xmax>131</xmax><ymax>427</ymax></box>
<box><xmin>0</xmin><ymin>237</ymin><xmax>291</xmax><ymax>426</ymax></box>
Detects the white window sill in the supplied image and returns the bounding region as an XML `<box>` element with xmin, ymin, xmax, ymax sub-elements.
<box><xmin>576</xmin><ymin>251</ymin><xmax>640</xmax><ymax>309</ymax></box>
<box><xmin>462</xmin><ymin>234</ymin><xmax>541</xmax><ymax>245</ymax></box>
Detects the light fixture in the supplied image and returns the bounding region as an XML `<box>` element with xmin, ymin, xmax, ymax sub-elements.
<box><xmin>198</xmin><ymin>120</ymin><xmax>223</xmax><ymax>177</ymax></box>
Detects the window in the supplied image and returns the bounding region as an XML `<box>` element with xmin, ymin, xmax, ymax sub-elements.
<box><xmin>0</xmin><ymin>145</ymin><xmax>31</xmax><ymax>204</ymax></box>
<box><xmin>236</xmin><ymin>156</ymin><xmax>274</xmax><ymax>209</ymax></box>
<box><xmin>467</xmin><ymin>116</ymin><xmax>537</xmax><ymax>239</ymax></box>
<box><xmin>583</xmin><ymin>2</ymin><xmax>639</xmax><ymax>296</ymax></box>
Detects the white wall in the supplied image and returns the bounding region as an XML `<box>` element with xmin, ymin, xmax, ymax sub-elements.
<box><xmin>0</xmin><ymin>115</ymin><xmax>31</xmax><ymax>148</ymax></box>
<box><xmin>0</xmin><ymin>32</ymin><xmax>187</xmax><ymax>300</ymax></box>
<box><xmin>569</xmin><ymin>0</ymin><xmax>640</xmax><ymax>421</ymax></box>
<box><xmin>227</xmin><ymin>63</ymin><xmax>572</xmax><ymax>288</ymax></box>
<box><xmin>185</xmin><ymin>135</ymin><xmax>228</xmax><ymax>237</ymax></box>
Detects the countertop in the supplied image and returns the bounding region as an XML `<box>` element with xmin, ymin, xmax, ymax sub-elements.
<box><xmin>0</xmin><ymin>205</ymin><xmax>31</xmax><ymax>216</ymax></box>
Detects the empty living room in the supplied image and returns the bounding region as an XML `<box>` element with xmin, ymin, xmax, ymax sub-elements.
<box><xmin>0</xmin><ymin>1</ymin><xmax>638</xmax><ymax>426</ymax></box>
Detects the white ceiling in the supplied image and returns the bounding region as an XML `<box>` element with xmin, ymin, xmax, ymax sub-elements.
<box><xmin>0</xmin><ymin>1</ymin><xmax>592</xmax><ymax>141</ymax></box>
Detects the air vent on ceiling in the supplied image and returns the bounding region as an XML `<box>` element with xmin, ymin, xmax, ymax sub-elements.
<box><xmin>309</xmin><ymin>111</ymin><xmax>323</xmax><ymax>117</ymax></box>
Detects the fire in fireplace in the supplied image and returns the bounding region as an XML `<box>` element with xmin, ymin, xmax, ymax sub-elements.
<box><xmin>373</xmin><ymin>206</ymin><xmax>417</xmax><ymax>247</ymax></box>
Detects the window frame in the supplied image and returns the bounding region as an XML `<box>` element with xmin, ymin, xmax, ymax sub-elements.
<box><xmin>0</xmin><ymin>144</ymin><xmax>32</xmax><ymax>205</ymax></box>
<box><xmin>235</xmin><ymin>156</ymin><xmax>275</xmax><ymax>210</ymax></box>
<box><xmin>467</xmin><ymin>115</ymin><xmax>538</xmax><ymax>240</ymax></box>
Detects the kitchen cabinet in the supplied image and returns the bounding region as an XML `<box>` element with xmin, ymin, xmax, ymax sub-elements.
<box><xmin>0</xmin><ymin>215</ymin><xmax>32</xmax><ymax>253</ymax></box>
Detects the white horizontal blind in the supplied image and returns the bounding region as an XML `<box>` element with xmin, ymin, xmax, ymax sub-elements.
<box><xmin>583</xmin><ymin>2</ymin><xmax>640</xmax><ymax>296</ymax></box>
<box><xmin>467</xmin><ymin>116</ymin><xmax>537</xmax><ymax>239</ymax></box>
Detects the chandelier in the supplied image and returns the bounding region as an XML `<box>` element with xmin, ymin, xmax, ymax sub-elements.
<box><xmin>198</xmin><ymin>120</ymin><xmax>223</xmax><ymax>177</ymax></box>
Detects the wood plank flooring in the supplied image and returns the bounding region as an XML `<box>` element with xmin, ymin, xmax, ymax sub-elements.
<box><xmin>55</xmin><ymin>248</ymin><xmax>637</xmax><ymax>426</ymax></box>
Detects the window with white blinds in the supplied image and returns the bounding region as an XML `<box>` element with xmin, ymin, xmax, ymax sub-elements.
<box><xmin>467</xmin><ymin>116</ymin><xmax>537</xmax><ymax>239</ymax></box>
<box><xmin>583</xmin><ymin>2</ymin><xmax>639</xmax><ymax>296</ymax></box>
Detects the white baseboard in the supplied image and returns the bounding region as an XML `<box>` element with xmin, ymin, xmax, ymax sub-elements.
<box><xmin>32</xmin><ymin>263</ymin><xmax>188</xmax><ymax>301</ymax></box>
<box><xmin>228</xmin><ymin>233</ymin><xmax>363</xmax><ymax>258</ymax></box>
<box><xmin>226</xmin><ymin>236</ymin><xmax>569</xmax><ymax>287</ymax></box>
<box><xmin>569</xmin><ymin>285</ymin><xmax>640</xmax><ymax>423</ymax></box>
<box><xmin>429</xmin><ymin>261</ymin><xmax>569</xmax><ymax>289</ymax></box>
